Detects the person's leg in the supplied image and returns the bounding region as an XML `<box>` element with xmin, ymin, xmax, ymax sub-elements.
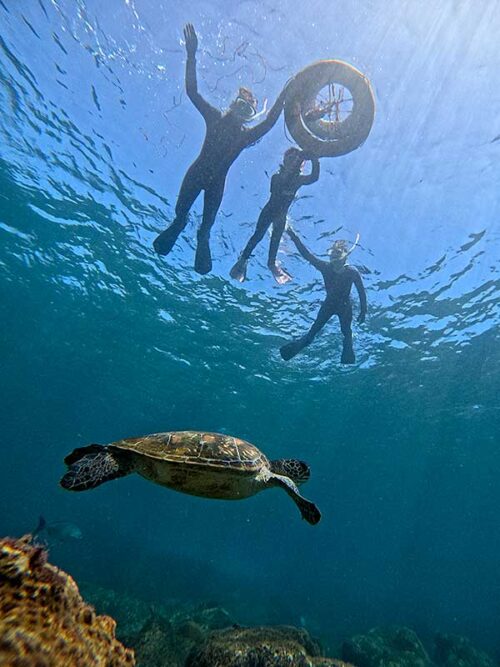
<box><xmin>339</xmin><ymin>304</ymin><xmax>355</xmax><ymax>364</ymax></box>
<box><xmin>280</xmin><ymin>300</ymin><xmax>335</xmax><ymax>360</ymax></box>
<box><xmin>230</xmin><ymin>209</ymin><xmax>272</xmax><ymax>282</ymax></box>
<box><xmin>194</xmin><ymin>179</ymin><xmax>225</xmax><ymax>274</ymax></box>
<box><xmin>153</xmin><ymin>166</ymin><xmax>202</xmax><ymax>255</ymax></box>
<box><xmin>268</xmin><ymin>216</ymin><xmax>291</xmax><ymax>284</ymax></box>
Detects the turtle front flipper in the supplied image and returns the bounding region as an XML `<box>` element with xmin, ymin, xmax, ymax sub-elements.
<box><xmin>270</xmin><ymin>473</ymin><xmax>321</xmax><ymax>525</ymax></box>
<box><xmin>60</xmin><ymin>445</ymin><xmax>132</xmax><ymax>492</ymax></box>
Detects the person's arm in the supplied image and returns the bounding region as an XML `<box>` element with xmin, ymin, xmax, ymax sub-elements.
<box><xmin>353</xmin><ymin>269</ymin><xmax>367</xmax><ymax>323</ymax></box>
<box><xmin>299</xmin><ymin>157</ymin><xmax>320</xmax><ymax>186</ymax></box>
<box><xmin>287</xmin><ymin>226</ymin><xmax>326</xmax><ymax>272</ymax></box>
<box><xmin>244</xmin><ymin>85</ymin><xmax>288</xmax><ymax>144</ymax></box>
<box><xmin>183</xmin><ymin>24</ymin><xmax>220</xmax><ymax>123</ymax></box>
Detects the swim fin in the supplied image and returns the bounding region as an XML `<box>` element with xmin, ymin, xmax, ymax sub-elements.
<box><xmin>230</xmin><ymin>258</ymin><xmax>248</xmax><ymax>282</ymax></box>
<box><xmin>280</xmin><ymin>338</ymin><xmax>305</xmax><ymax>361</ymax></box>
<box><xmin>153</xmin><ymin>225</ymin><xmax>183</xmax><ymax>256</ymax></box>
<box><xmin>194</xmin><ymin>236</ymin><xmax>212</xmax><ymax>274</ymax></box>
<box><xmin>341</xmin><ymin>342</ymin><xmax>355</xmax><ymax>364</ymax></box>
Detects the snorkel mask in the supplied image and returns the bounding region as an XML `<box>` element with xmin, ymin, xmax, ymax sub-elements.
<box><xmin>329</xmin><ymin>234</ymin><xmax>360</xmax><ymax>270</ymax></box>
<box><xmin>231</xmin><ymin>87</ymin><xmax>267</xmax><ymax>123</ymax></box>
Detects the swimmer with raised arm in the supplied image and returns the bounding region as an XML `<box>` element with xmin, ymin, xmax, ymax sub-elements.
<box><xmin>230</xmin><ymin>148</ymin><xmax>320</xmax><ymax>284</ymax></box>
<box><xmin>153</xmin><ymin>23</ymin><xmax>288</xmax><ymax>274</ymax></box>
<box><xmin>280</xmin><ymin>227</ymin><xmax>367</xmax><ymax>364</ymax></box>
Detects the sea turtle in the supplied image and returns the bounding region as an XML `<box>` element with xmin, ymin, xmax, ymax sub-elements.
<box><xmin>60</xmin><ymin>431</ymin><xmax>321</xmax><ymax>525</ymax></box>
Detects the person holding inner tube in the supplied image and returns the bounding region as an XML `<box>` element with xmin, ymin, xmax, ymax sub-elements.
<box><xmin>280</xmin><ymin>226</ymin><xmax>366</xmax><ymax>364</ymax></box>
<box><xmin>153</xmin><ymin>23</ymin><xmax>289</xmax><ymax>274</ymax></box>
<box><xmin>230</xmin><ymin>147</ymin><xmax>320</xmax><ymax>284</ymax></box>
<box><xmin>230</xmin><ymin>100</ymin><xmax>337</xmax><ymax>284</ymax></box>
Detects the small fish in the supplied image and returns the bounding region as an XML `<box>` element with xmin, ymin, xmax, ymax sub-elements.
<box><xmin>33</xmin><ymin>515</ymin><xmax>83</xmax><ymax>544</ymax></box>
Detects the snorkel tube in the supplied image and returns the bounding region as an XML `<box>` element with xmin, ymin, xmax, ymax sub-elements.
<box><xmin>247</xmin><ymin>98</ymin><xmax>268</xmax><ymax>122</ymax></box>
<box><xmin>348</xmin><ymin>232</ymin><xmax>360</xmax><ymax>256</ymax></box>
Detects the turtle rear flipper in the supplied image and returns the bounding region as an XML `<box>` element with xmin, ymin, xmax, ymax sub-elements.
<box><xmin>270</xmin><ymin>459</ymin><xmax>310</xmax><ymax>485</ymax></box>
<box><xmin>60</xmin><ymin>445</ymin><xmax>132</xmax><ymax>492</ymax></box>
<box><xmin>271</xmin><ymin>474</ymin><xmax>321</xmax><ymax>525</ymax></box>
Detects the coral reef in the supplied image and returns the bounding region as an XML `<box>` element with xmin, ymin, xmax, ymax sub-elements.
<box><xmin>172</xmin><ymin>603</ymin><xmax>233</xmax><ymax>631</ymax></box>
<box><xmin>83</xmin><ymin>579</ymin><xmax>235</xmax><ymax>637</ymax></box>
<box><xmin>341</xmin><ymin>625</ymin><xmax>432</xmax><ymax>667</ymax></box>
<box><xmin>434</xmin><ymin>633</ymin><xmax>497</xmax><ymax>667</ymax></box>
<box><xmin>81</xmin><ymin>582</ymin><xmax>162</xmax><ymax>638</ymax></box>
<box><xmin>121</xmin><ymin>604</ymin><xmax>235</xmax><ymax>666</ymax></box>
<box><xmin>186</xmin><ymin>625</ymin><xmax>353</xmax><ymax>667</ymax></box>
<box><xmin>0</xmin><ymin>535</ymin><xmax>135</xmax><ymax>666</ymax></box>
<box><xmin>340</xmin><ymin>626</ymin><xmax>499</xmax><ymax>667</ymax></box>
<box><xmin>16</xmin><ymin>568</ymin><xmax>496</xmax><ymax>667</ymax></box>
<box><xmin>124</xmin><ymin>613</ymin><xmax>185</xmax><ymax>667</ymax></box>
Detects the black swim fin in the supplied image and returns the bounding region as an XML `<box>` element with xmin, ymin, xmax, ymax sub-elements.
<box><xmin>153</xmin><ymin>226</ymin><xmax>182</xmax><ymax>256</ymax></box>
<box><xmin>280</xmin><ymin>338</ymin><xmax>305</xmax><ymax>361</ymax></box>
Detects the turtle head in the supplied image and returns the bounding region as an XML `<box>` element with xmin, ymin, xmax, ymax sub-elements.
<box><xmin>270</xmin><ymin>459</ymin><xmax>310</xmax><ymax>485</ymax></box>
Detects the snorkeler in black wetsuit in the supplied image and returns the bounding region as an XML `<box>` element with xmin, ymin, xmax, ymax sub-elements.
<box><xmin>280</xmin><ymin>227</ymin><xmax>367</xmax><ymax>364</ymax></box>
<box><xmin>230</xmin><ymin>147</ymin><xmax>320</xmax><ymax>284</ymax></box>
<box><xmin>153</xmin><ymin>23</ymin><xmax>288</xmax><ymax>274</ymax></box>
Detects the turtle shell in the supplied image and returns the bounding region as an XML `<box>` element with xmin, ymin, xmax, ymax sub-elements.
<box><xmin>110</xmin><ymin>431</ymin><xmax>269</xmax><ymax>473</ymax></box>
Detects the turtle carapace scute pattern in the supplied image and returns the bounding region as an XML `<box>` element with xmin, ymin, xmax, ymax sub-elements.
<box><xmin>117</xmin><ymin>432</ymin><xmax>268</xmax><ymax>471</ymax></box>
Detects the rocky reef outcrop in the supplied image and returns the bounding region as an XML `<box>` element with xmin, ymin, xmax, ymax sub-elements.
<box><xmin>3</xmin><ymin>534</ymin><xmax>497</xmax><ymax>667</ymax></box>
<box><xmin>341</xmin><ymin>625</ymin><xmax>432</xmax><ymax>667</ymax></box>
<box><xmin>340</xmin><ymin>625</ymin><xmax>500</xmax><ymax>667</ymax></box>
<box><xmin>433</xmin><ymin>633</ymin><xmax>497</xmax><ymax>667</ymax></box>
<box><xmin>185</xmin><ymin>624</ymin><xmax>354</xmax><ymax>667</ymax></box>
<box><xmin>123</xmin><ymin>613</ymin><xmax>187</xmax><ymax>667</ymax></box>
<box><xmin>0</xmin><ymin>535</ymin><xmax>135</xmax><ymax>666</ymax></box>
<box><xmin>118</xmin><ymin>604</ymin><xmax>235</xmax><ymax>666</ymax></box>
<box><xmin>78</xmin><ymin>583</ymin><xmax>500</xmax><ymax>667</ymax></box>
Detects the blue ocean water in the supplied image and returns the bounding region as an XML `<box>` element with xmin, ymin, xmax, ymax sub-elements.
<box><xmin>0</xmin><ymin>0</ymin><xmax>499</xmax><ymax>658</ymax></box>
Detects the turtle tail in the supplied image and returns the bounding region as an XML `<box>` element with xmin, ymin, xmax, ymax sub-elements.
<box><xmin>270</xmin><ymin>459</ymin><xmax>310</xmax><ymax>485</ymax></box>
<box><xmin>60</xmin><ymin>445</ymin><xmax>132</xmax><ymax>492</ymax></box>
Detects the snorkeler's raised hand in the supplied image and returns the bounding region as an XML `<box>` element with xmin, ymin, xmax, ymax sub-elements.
<box><xmin>358</xmin><ymin>311</ymin><xmax>366</xmax><ymax>324</ymax></box>
<box><xmin>183</xmin><ymin>23</ymin><xmax>198</xmax><ymax>57</ymax></box>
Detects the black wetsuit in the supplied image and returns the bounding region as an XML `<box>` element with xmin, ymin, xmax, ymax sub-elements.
<box><xmin>153</xmin><ymin>53</ymin><xmax>286</xmax><ymax>274</ymax></box>
<box><xmin>281</xmin><ymin>233</ymin><xmax>367</xmax><ymax>364</ymax></box>
<box><xmin>237</xmin><ymin>159</ymin><xmax>320</xmax><ymax>267</ymax></box>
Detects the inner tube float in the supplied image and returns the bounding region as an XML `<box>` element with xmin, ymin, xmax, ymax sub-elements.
<box><xmin>284</xmin><ymin>60</ymin><xmax>375</xmax><ymax>158</ymax></box>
